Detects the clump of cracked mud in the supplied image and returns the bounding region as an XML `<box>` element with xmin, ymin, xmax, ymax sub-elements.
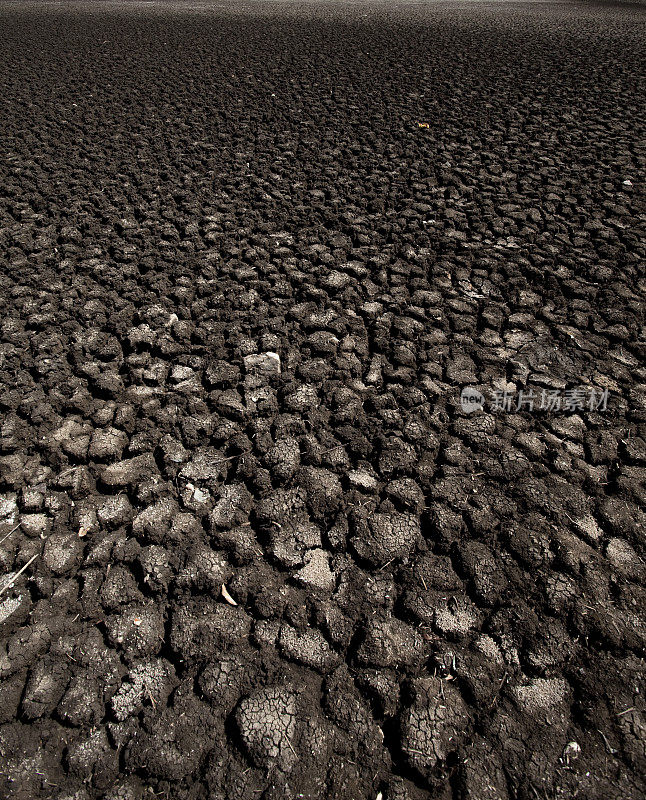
<box><xmin>0</xmin><ymin>1</ymin><xmax>645</xmax><ymax>798</ymax></box>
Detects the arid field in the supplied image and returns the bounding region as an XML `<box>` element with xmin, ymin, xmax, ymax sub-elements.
<box><xmin>0</xmin><ymin>1</ymin><xmax>645</xmax><ymax>798</ymax></box>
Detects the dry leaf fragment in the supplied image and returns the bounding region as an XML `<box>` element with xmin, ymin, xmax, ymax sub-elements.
<box><xmin>221</xmin><ymin>584</ymin><xmax>237</xmax><ymax>606</ymax></box>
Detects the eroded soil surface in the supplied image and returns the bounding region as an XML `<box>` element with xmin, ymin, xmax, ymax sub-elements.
<box><xmin>0</xmin><ymin>2</ymin><xmax>645</xmax><ymax>798</ymax></box>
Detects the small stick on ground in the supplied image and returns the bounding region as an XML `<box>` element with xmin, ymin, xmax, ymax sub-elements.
<box><xmin>0</xmin><ymin>554</ymin><xmax>39</xmax><ymax>595</ymax></box>
<box><xmin>0</xmin><ymin>524</ymin><xmax>21</xmax><ymax>547</ymax></box>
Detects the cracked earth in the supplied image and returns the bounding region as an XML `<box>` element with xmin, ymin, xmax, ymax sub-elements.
<box><xmin>0</xmin><ymin>1</ymin><xmax>645</xmax><ymax>799</ymax></box>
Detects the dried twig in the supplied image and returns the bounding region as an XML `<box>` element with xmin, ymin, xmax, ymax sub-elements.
<box><xmin>0</xmin><ymin>554</ymin><xmax>39</xmax><ymax>595</ymax></box>
<box><xmin>0</xmin><ymin>524</ymin><xmax>21</xmax><ymax>547</ymax></box>
<box><xmin>597</xmin><ymin>729</ymin><xmax>617</xmax><ymax>755</ymax></box>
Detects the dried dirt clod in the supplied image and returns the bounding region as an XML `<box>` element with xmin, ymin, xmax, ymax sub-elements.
<box><xmin>347</xmin><ymin>468</ymin><xmax>379</xmax><ymax>493</ymax></box>
<box><xmin>351</xmin><ymin>510</ymin><xmax>421</xmax><ymax>566</ymax></box>
<box><xmin>604</xmin><ymin>537</ymin><xmax>646</xmax><ymax>582</ymax></box>
<box><xmin>88</xmin><ymin>426</ymin><xmax>129</xmax><ymax>462</ymax></box>
<box><xmin>97</xmin><ymin>494</ymin><xmax>134</xmax><ymax>529</ymax></box>
<box><xmin>43</xmin><ymin>531</ymin><xmax>83</xmax><ymax>575</ymax></box>
<box><xmin>324</xmin><ymin>666</ymin><xmax>387</xmax><ymax>761</ymax></box>
<box><xmin>384</xmin><ymin>478</ymin><xmax>425</xmax><ymax>512</ymax></box>
<box><xmin>510</xmin><ymin>677</ymin><xmax>571</xmax><ymax>716</ymax></box>
<box><xmin>209</xmin><ymin>483</ymin><xmax>253</xmax><ymax>529</ymax></box>
<box><xmin>18</xmin><ymin>513</ymin><xmax>51</xmax><ymax>539</ymax></box>
<box><xmin>292</xmin><ymin>547</ymin><xmax>335</xmax><ymax>592</ymax></box>
<box><xmin>264</xmin><ymin>436</ymin><xmax>301</xmax><ymax>482</ymax></box>
<box><xmin>296</xmin><ymin>466</ymin><xmax>344</xmax><ymax>520</ymax></box>
<box><xmin>105</xmin><ymin>604</ymin><xmax>165</xmax><ymax>661</ymax></box>
<box><xmin>356</xmin><ymin>616</ymin><xmax>425</xmax><ymax>669</ymax></box>
<box><xmin>131</xmin><ymin>497</ymin><xmax>179</xmax><ymax>544</ymax></box>
<box><xmin>213</xmin><ymin>524</ymin><xmax>263</xmax><ymax>564</ymax></box>
<box><xmin>110</xmin><ymin>658</ymin><xmax>177</xmax><ymax>721</ymax></box>
<box><xmin>0</xmin><ymin>595</ymin><xmax>24</xmax><ymax>626</ymax></box>
<box><xmin>278</xmin><ymin>623</ymin><xmax>340</xmax><ymax>672</ymax></box>
<box><xmin>458</xmin><ymin>735</ymin><xmax>510</xmax><ymax>800</ymax></box>
<box><xmin>267</xmin><ymin>517</ymin><xmax>322</xmax><ymax>569</ymax></box>
<box><xmin>234</xmin><ymin>684</ymin><xmax>298</xmax><ymax>771</ymax></box>
<box><xmin>57</xmin><ymin>673</ymin><xmax>105</xmax><ymax>727</ymax></box>
<box><xmin>66</xmin><ymin>727</ymin><xmax>118</xmax><ymax>790</ymax></box>
<box><xmin>400</xmin><ymin>676</ymin><xmax>471</xmax><ymax>777</ymax></box>
<box><xmin>21</xmin><ymin>657</ymin><xmax>70</xmax><ymax>719</ymax></box>
<box><xmin>124</xmin><ymin>692</ymin><xmax>218</xmax><ymax>780</ymax></box>
<box><xmin>100</xmin><ymin>453</ymin><xmax>159</xmax><ymax>489</ymax></box>
<box><xmin>170</xmin><ymin>597</ymin><xmax>251</xmax><ymax>661</ymax></box>
<box><xmin>243</xmin><ymin>351</ymin><xmax>281</xmax><ymax>377</ymax></box>
<box><xmin>178</xmin><ymin>446</ymin><xmax>228</xmax><ymax>486</ymax></box>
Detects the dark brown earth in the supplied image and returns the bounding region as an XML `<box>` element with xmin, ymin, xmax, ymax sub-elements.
<box><xmin>0</xmin><ymin>1</ymin><xmax>645</xmax><ymax>798</ymax></box>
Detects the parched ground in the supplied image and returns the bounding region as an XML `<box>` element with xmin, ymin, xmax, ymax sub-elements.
<box><xmin>0</xmin><ymin>1</ymin><xmax>645</xmax><ymax>798</ymax></box>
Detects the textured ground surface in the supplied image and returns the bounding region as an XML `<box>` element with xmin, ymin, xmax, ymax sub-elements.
<box><xmin>0</xmin><ymin>1</ymin><xmax>645</xmax><ymax>798</ymax></box>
